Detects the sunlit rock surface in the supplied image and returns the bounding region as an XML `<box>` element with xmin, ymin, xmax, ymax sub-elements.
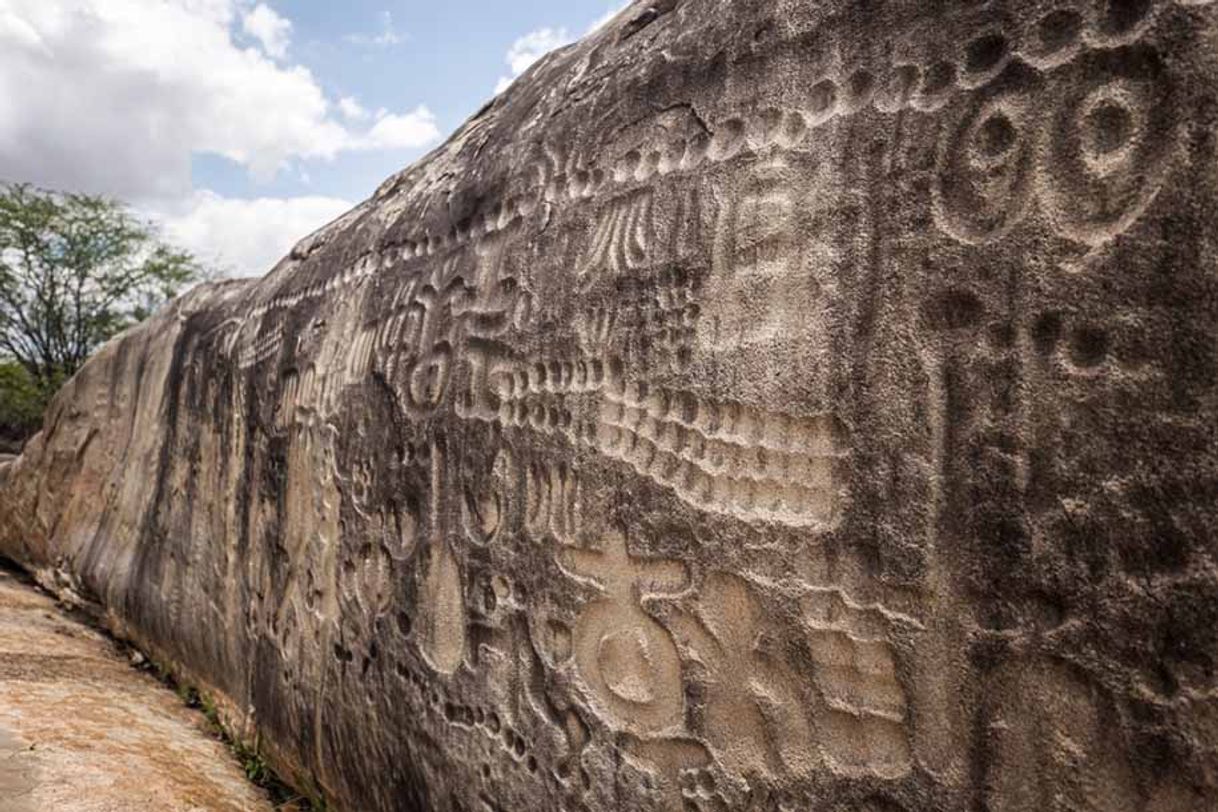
<box><xmin>2</xmin><ymin>1</ymin><xmax>1218</xmax><ymax>809</ymax></box>
<box><xmin>0</xmin><ymin>568</ymin><xmax>274</xmax><ymax>812</ymax></box>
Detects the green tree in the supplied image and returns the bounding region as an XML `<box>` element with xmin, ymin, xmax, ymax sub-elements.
<box><xmin>0</xmin><ymin>360</ymin><xmax>43</xmax><ymax>450</ymax></box>
<box><xmin>0</xmin><ymin>183</ymin><xmax>202</xmax><ymax>395</ymax></box>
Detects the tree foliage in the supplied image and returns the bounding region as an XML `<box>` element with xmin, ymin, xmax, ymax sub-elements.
<box><xmin>0</xmin><ymin>360</ymin><xmax>42</xmax><ymax>450</ymax></box>
<box><xmin>0</xmin><ymin>183</ymin><xmax>202</xmax><ymax>394</ymax></box>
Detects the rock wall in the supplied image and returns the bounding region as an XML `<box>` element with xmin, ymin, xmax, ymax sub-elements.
<box><xmin>3</xmin><ymin>1</ymin><xmax>1218</xmax><ymax>809</ymax></box>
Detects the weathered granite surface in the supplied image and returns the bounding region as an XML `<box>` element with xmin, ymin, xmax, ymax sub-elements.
<box><xmin>2</xmin><ymin>1</ymin><xmax>1218</xmax><ymax>809</ymax></box>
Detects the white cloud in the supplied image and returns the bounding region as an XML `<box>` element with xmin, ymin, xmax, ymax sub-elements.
<box><xmin>505</xmin><ymin>27</ymin><xmax>571</xmax><ymax>76</ymax></box>
<box><xmin>0</xmin><ymin>0</ymin><xmax>443</xmax><ymax>282</ymax></box>
<box><xmin>363</xmin><ymin>106</ymin><xmax>441</xmax><ymax>150</ymax></box>
<box><xmin>241</xmin><ymin>2</ymin><xmax>290</xmax><ymax>60</ymax></box>
<box><xmin>337</xmin><ymin>95</ymin><xmax>369</xmax><ymax>121</ymax></box>
<box><xmin>0</xmin><ymin>9</ymin><xmax>49</xmax><ymax>53</ymax></box>
<box><xmin>344</xmin><ymin>10</ymin><xmax>402</xmax><ymax>48</ymax></box>
<box><xmin>151</xmin><ymin>190</ymin><xmax>353</xmax><ymax>277</ymax></box>
<box><xmin>494</xmin><ymin>28</ymin><xmax>569</xmax><ymax>93</ymax></box>
<box><xmin>0</xmin><ymin>0</ymin><xmax>439</xmax><ymax>200</ymax></box>
<box><xmin>493</xmin><ymin>3</ymin><xmax>629</xmax><ymax>93</ymax></box>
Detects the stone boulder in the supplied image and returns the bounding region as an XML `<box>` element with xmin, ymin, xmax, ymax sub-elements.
<box><xmin>3</xmin><ymin>0</ymin><xmax>1218</xmax><ymax>809</ymax></box>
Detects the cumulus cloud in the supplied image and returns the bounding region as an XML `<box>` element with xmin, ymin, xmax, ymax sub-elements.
<box><xmin>337</xmin><ymin>96</ymin><xmax>369</xmax><ymax>121</ymax></box>
<box><xmin>506</xmin><ymin>27</ymin><xmax>571</xmax><ymax>77</ymax></box>
<box><xmin>343</xmin><ymin>10</ymin><xmax>403</xmax><ymax>48</ymax></box>
<box><xmin>241</xmin><ymin>2</ymin><xmax>290</xmax><ymax>60</ymax></box>
<box><xmin>493</xmin><ymin>3</ymin><xmax>630</xmax><ymax>93</ymax></box>
<box><xmin>0</xmin><ymin>0</ymin><xmax>439</xmax><ymax>199</ymax></box>
<box><xmin>494</xmin><ymin>27</ymin><xmax>570</xmax><ymax>93</ymax></box>
<box><xmin>151</xmin><ymin>190</ymin><xmax>353</xmax><ymax>277</ymax></box>
<box><xmin>363</xmin><ymin>106</ymin><xmax>441</xmax><ymax>150</ymax></box>
<box><xmin>0</xmin><ymin>0</ymin><xmax>442</xmax><ymax>284</ymax></box>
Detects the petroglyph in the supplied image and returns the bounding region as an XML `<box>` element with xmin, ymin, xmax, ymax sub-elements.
<box><xmin>802</xmin><ymin>588</ymin><xmax>914</xmax><ymax>780</ymax></box>
<box><xmin>524</xmin><ymin>460</ymin><xmax>582</xmax><ymax>544</ymax></box>
<box><xmin>1036</xmin><ymin>47</ymin><xmax>1177</xmax><ymax>246</ymax></box>
<box><xmin>578</xmin><ymin>190</ymin><xmax>655</xmax><ymax>284</ymax></box>
<box><xmin>418</xmin><ymin>445</ymin><xmax>467</xmax><ymax>676</ymax></box>
<box><xmin>417</xmin><ymin>536</ymin><xmax>467</xmax><ymax>676</ymax></box>
<box><xmin>667</xmin><ymin>573</ymin><xmax>817</xmax><ymax>779</ymax></box>
<box><xmin>935</xmin><ymin>41</ymin><xmax>1176</xmax><ymax>248</ymax></box>
<box><xmin>3</xmin><ymin>2</ymin><xmax>1217</xmax><ymax>811</ymax></box>
<box><xmin>591</xmin><ymin>386</ymin><xmax>851</xmax><ymax>527</ymax></box>
<box><xmin>559</xmin><ymin>530</ymin><xmax>687</xmax><ymax>735</ymax></box>
<box><xmin>934</xmin><ymin>82</ymin><xmax>1038</xmax><ymax>245</ymax></box>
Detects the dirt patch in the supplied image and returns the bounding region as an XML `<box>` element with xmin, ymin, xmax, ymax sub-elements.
<box><xmin>0</xmin><ymin>569</ymin><xmax>273</xmax><ymax>812</ymax></box>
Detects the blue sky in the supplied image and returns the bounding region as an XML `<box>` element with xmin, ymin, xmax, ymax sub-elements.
<box><xmin>195</xmin><ymin>0</ymin><xmax>626</xmax><ymax>202</ymax></box>
<box><xmin>0</xmin><ymin>0</ymin><xmax>629</xmax><ymax>275</ymax></box>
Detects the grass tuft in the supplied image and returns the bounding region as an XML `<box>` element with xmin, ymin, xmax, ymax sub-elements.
<box><xmin>138</xmin><ymin>656</ymin><xmax>327</xmax><ymax>811</ymax></box>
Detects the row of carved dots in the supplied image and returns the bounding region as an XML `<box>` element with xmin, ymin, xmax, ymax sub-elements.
<box><xmin>373</xmin><ymin>1</ymin><xmax>1166</xmax><ymax>273</ymax></box>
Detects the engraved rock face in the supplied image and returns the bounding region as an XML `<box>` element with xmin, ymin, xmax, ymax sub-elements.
<box><xmin>2</xmin><ymin>1</ymin><xmax>1218</xmax><ymax>810</ymax></box>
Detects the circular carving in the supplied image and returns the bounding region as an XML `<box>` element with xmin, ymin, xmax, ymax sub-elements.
<box><xmin>875</xmin><ymin>64</ymin><xmax>919</xmax><ymax>112</ymax></box>
<box><xmin>848</xmin><ymin>70</ymin><xmax>876</xmax><ymax>105</ymax></box>
<box><xmin>572</xmin><ymin>598</ymin><xmax>683</xmax><ymax>733</ymax></box>
<box><xmin>933</xmin><ymin>86</ymin><xmax>1037</xmax><ymax>244</ymax></box>
<box><xmin>966</xmin><ymin>33</ymin><xmax>1008</xmax><ymax>74</ymax></box>
<box><xmin>914</xmin><ymin>61</ymin><xmax>957</xmax><ymax>112</ymax></box>
<box><xmin>960</xmin><ymin>31</ymin><xmax>1012</xmax><ymax>89</ymax></box>
<box><xmin>808</xmin><ymin>79</ymin><xmax>838</xmax><ymax>123</ymax></box>
<box><xmin>598</xmin><ymin>628</ymin><xmax>658</xmax><ymax>703</ymax></box>
<box><xmin>1036</xmin><ymin>50</ymin><xmax>1175</xmax><ymax>246</ymax></box>
<box><xmin>1080</xmin><ymin>99</ymin><xmax>1135</xmax><ymax>170</ymax></box>
<box><xmin>1088</xmin><ymin>0</ymin><xmax>1156</xmax><ymax>46</ymax></box>
<box><xmin>1022</xmin><ymin>8</ymin><xmax>1085</xmax><ymax>69</ymax></box>
<box><xmin>976</xmin><ymin>113</ymin><xmax>1017</xmax><ymax>162</ymax></box>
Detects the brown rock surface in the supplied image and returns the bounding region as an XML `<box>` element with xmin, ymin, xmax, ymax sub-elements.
<box><xmin>0</xmin><ymin>567</ymin><xmax>273</xmax><ymax>812</ymax></box>
<box><xmin>2</xmin><ymin>0</ymin><xmax>1218</xmax><ymax>810</ymax></box>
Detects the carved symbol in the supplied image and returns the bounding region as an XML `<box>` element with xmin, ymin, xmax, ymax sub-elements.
<box><xmin>802</xmin><ymin>587</ymin><xmax>913</xmax><ymax>779</ymax></box>
<box><xmin>559</xmin><ymin>529</ymin><xmax>687</xmax><ymax>734</ymax></box>
<box><xmin>338</xmin><ymin>536</ymin><xmax>392</xmax><ymax>627</ymax></box>
<box><xmin>418</xmin><ymin>442</ymin><xmax>466</xmax><ymax>675</ymax></box>
<box><xmin>525</xmin><ymin>460</ymin><xmax>581</xmax><ymax>543</ymax></box>
<box><xmin>1035</xmin><ymin>48</ymin><xmax>1176</xmax><ymax>247</ymax></box>
<box><xmin>578</xmin><ymin>190</ymin><xmax>654</xmax><ymax>284</ymax></box>
<box><xmin>1021</xmin><ymin>8</ymin><xmax>1085</xmax><ymax>70</ymax></box>
<box><xmin>592</xmin><ymin>385</ymin><xmax>851</xmax><ymax>527</ymax></box>
<box><xmin>462</xmin><ymin>448</ymin><xmax>511</xmax><ymax>545</ymax></box>
<box><xmin>344</xmin><ymin>326</ymin><xmax>376</xmax><ymax>385</ymax></box>
<box><xmin>667</xmin><ymin>573</ymin><xmax>817</xmax><ymax>779</ymax></box>
<box><xmin>575</xmin><ymin>306</ymin><xmax>617</xmax><ymax>354</ymax></box>
<box><xmin>276</xmin><ymin>365</ymin><xmax>327</xmax><ymax>429</ymax></box>
<box><xmin>376</xmin><ymin>262</ymin><xmax>470</xmax><ymax>416</ymax></box>
<box><xmin>403</xmin><ymin>341</ymin><xmax>453</xmax><ymax>412</ymax></box>
<box><xmin>712</xmin><ymin>169</ymin><xmax>796</xmax><ymax>281</ymax></box>
<box><xmin>933</xmin><ymin>79</ymin><xmax>1039</xmax><ymax>245</ymax></box>
<box><xmin>236</xmin><ymin>317</ymin><xmax>286</xmax><ymax>369</ymax></box>
<box><xmin>417</xmin><ymin>537</ymin><xmax>467</xmax><ymax>675</ymax></box>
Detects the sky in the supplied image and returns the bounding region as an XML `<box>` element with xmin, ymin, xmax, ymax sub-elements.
<box><xmin>0</xmin><ymin>0</ymin><xmax>631</xmax><ymax>276</ymax></box>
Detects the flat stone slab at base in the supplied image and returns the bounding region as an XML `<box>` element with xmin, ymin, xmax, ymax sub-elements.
<box><xmin>0</xmin><ymin>569</ymin><xmax>272</xmax><ymax>812</ymax></box>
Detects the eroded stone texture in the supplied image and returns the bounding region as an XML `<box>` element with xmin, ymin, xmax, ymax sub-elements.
<box><xmin>2</xmin><ymin>0</ymin><xmax>1218</xmax><ymax>809</ymax></box>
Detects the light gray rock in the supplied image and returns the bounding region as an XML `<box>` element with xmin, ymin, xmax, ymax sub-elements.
<box><xmin>2</xmin><ymin>0</ymin><xmax>1218</xmax><ymax>809</ymax></box>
